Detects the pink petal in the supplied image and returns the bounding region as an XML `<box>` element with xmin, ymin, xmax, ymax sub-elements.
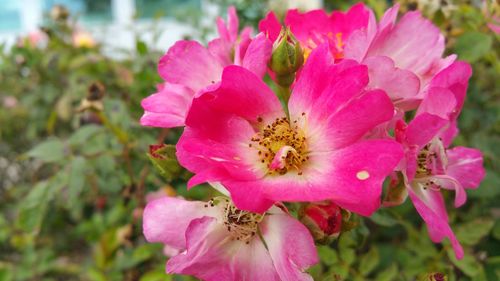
<box><xmin>167</xmin><ymin>217</ymin><xmax>280</xmax><ymax>281</ymax></box>
<box><xmin>364</xmin><ymin>56</ymin><xmax>420</xmax><ymax>108</ymax></box>
<box><xmin>258</xmin><ymin>11</ymin><xmax>281</xmax><ymax>42</ymax></box>
<box><xmin>223</xmin><ymin>180</ymin><xmax>276</xmax><ymax>213</ymax></box>
<box><xmin>430</xmin><ymin>175</ymin><xmax>467</xmax><ymax>207</ymax></box>
<box><xmin>177</xmin><ymin>115</ymin><xmax>260</xmax><ymax>185</ymax></box>
<box><xmin>177</xmin><ymin>67</ymin><xmax>286</xmax><ymax>191</ymax></box>
<box><xmin>405</xmin><ymin>113</ymin><xmax>448</xmax><ymax>146</ymax></box>
<box><xmin>140</xmin><ymin>83</ymin><xmax>194</xmax><ymax>128</ymax></box>
<box><xmin>285</xmin><ymin>9</ymin><xmax>332</xmax><ymax>44</ymax></box>
<box><xmin>425</xmin><ymin>61</ymin><xmax>472</xmax><ymax>120</ymax></box>
<box><xmin>378</xmin><ymin>3</ymin><xmax>399</xmax><ymax>31</ymax></box>
<box><xmin>192</xmin><ymin>65</ymin><xmax>284</xmax><ymax>123</ymax></box>
<box><xmin>417</xmin><ymin>87</ymin><xmax>457</xmax><ymax>119</ymax></box>
<box><xmin>326</xmin><ymin>140</ymin><xmax>404</xmax><ymax>216</ymax></box>
<box><xmin>488</xmin><ymin>22</ymin><xmax>500</xmax><ymax>34</ymax></box>
<box><xmin>269</xmin><ymin>146</ymin><xmax>296</xmax><ymax>170</ymax></box>
<box><xmin>142</xmin><ymin>197</ymin><xmax>215</xmax><ymax>249</ymax></box>
<box><xmin>236</xmin><ymin>27</ymin><xmax>253</xmax><ymax>64</ymax></box>
<box><xmin>207</xmin><ymin>38</ymin><xmax>233</xmax><ymax>66</ymax></box>
<box><xmin>288</xmin><ymin>44</ymin><xmax>359</xmax><ymax>118</ymax></box>
<box><xmin>260</xmin><ymin>140</ymin><xmax>403</xmax><ymax>216</ymax></box>
<box><xmin>242</xmin><ymin>33</ymin><xmax>273</xmax><ymax>77</ymax></box>
<box><xmin>440</xmin><ymin>119</ymin><xmax>459</xmax><ymax>147</ymax></box>
<box><xmin>342</xmin><ymin>11</ymin><xmax>377</xmax><ymax>62</ymax></box>
<box><xmin>209</xmin><ymin>6</ymin><xmax>248</xmax><ymax>66</ymax></box>
<box><xmin>227</xmin><ymin>6</ymin><xmax>239</xmax><ymax>42</ymax></box>
<box><xmin>158</xmin><ymin>41</ymin><xmax>223</xmax><ymax>92</ymax></box>
<box><xmin>408</xmin><ymin>187</ymin><xmax>464</xmax><ymax>259</ymax></box>
<box><xmin>322</xmin><ymin>89</ymin><xmax>395</xmax><ymax>149</ymax></box>
<box><xmin>446</xmin><ymin>147</ymin><xmax>485</xmax><ymax>189</ymax></box>
<box><xmin>261</xmin><ymin>211</ymin><xmax>318</xmax><ymax>281</ymax></box>
<box><xmin>330</xmin><ymin>3</ymin><xmax>374</xmax><ymax>37</ymax></box>
<box><xmin>366</xmin><ymin>11</ymin><xmax>446</xmax><ymax>78</ymax></box>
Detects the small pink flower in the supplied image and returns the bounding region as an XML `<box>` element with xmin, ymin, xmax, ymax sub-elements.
<box><xmin>176</xmin><ymin>44</ymin><xmax>403</xmax><ymax>215</ymax></box>
<box><xmin>2</xmin><ymin>96</ymin><xmax>18</xmax><ymax>109</ymax></box>
<box><xmin>72</xmin><ymin>30</ymin><xmax>95</xmax><ymax>48</ymax></box>
<box><xmin>143</xmin><ymin>196</ymin><xmax>318</xmax><ymax>280</ymax></box>
<box><xmin>483</xmin><ymin>1</ymin><xmax>500</xmax><ymax>34</ymax></box>
<box><xmin>17</xmin><ymin>30</ymin><xmax>48</xmax><ymax>48</ymax></box>
<box><xmin>140</xmin><ymin>7</ymin><xmax>272</xmax><ymax>128</ymax></box>
<box><xmin>395</xmin><ymin>64</ymin><xmax>485</xmax><ymax>259</ymax></box>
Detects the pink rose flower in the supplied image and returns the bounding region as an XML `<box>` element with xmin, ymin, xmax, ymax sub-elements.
<box><xmin>140</xmin><ymin>7</ymin><xmax>272</xmax><ymax>128</ymax></box>
<box><xmin>260</xmin><ymin>4</ymin><xmax>456</xmax><ymax>110</ymax></box>
<box><xmin>143</xmin><ymin>196</ymin><xmax>318</xmax><ymax>280</ymax></box>
<box><xmin>395</xmin><ymin>61</ymin><xmax>485</xmax><ymax>259</ymax></box>
<box><xmin>176</xmin><ymin>44</ymin><xmax>403</xmax><ymax>215</ymax></box>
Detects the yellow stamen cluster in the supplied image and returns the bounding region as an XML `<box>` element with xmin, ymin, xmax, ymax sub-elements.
<box><xmin>416</xmin><ymin>144</ymin><xmax>434</xmax><ymax>177</ymax></box>
<box><xmin>415</xmin><ymin>139</ymin><xmax>447</xmax><ymax>191</ymax></box>
<box><xmin>250</xmin><ymin>115</ymin><xmax>308</xmax><ymax>175</ymax></box>
<box><xmin>207</xmin><ymin>198</ymin><xmax>264</xmax><ymax>244</ymax></box>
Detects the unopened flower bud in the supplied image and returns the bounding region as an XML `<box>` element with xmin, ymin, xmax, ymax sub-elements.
<box><xmin>77</xmin><ymin>82</ymin><xmax>105</xmax><ymax>113</ymax></box>
<box><xmin>299</xmin><ymin>201</ymin><xmax>342</xmax><ymax>244</ymax></box>
<box><xmin>147</xmin><ymin>144</ymin><xmax>182</xmax><ymax>181</ymax></box>
<box><xmin>50</xmin><ymin>5</ymin><xmax>70</xmax><ymax>21</ymax></box>
<box><xmin>269</xmin><ymin>27</ymin><xmax>304</xmax><ymax>87</ymax></box>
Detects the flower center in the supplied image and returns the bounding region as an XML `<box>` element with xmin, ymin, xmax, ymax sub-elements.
<box><xmin>415</xmin><ymin>138</ymin><xmax>447</xmax><ymax>178</ymax></box>
<box><xmin>215</xmin><ymin>198</ymin><xmax>263</xmax><ymax>244</ymax></box>
<box><xmin>250</xmin><ymin>116</ymin><xmax>308</xmax><ymax>175</ymax></box>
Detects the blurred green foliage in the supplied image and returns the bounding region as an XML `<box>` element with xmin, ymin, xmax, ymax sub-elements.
<box><xmin>0</xmin><ymin>1</ymin><xmax>498</xmax><ymax>280</ymax></box>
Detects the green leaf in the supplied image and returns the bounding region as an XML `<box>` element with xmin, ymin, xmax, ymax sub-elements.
<box><xmin>455</xmin><ymin>32</ymin><xmax>493</xmax><ymax>63</ymax></box>
<box><xmin>317</xmin><ymin>245</ymin><xmax>338</xmax><ymax>266</ymax></box>
<box><xmin>447</xmin><ymin>249</ymin><xmax>482</xmax><ymax>277</ymax></box>
<box><xmin>131</xmin><ymin>243</ymin><xmax>159</xmax><ymax>265</ymax></box>
<box><xmin>136</xmin><ymin>40</ymin><xmax>148</xmax><ymax>56</ymax></box>
<box><xmin>17</xmin><ymin>173</ymin><xmax>68</xmax><ymax>233</ymax></box>
<box><xmin>0</xmin><ymin>263</ymin><xmax>13</xmax><ymax>281</ymax></box>
<box><xmin>68</xmin><ymin>156</ymin><xmax>87</xmax><ymax>205</ymax></box>
<box><xmin>376</xmin><ymin>263</ymin><xmax>398</xmax><ymax>281</ymax></box>
<box><xmin>87</xmin><ymin>268</ymin><xmax>107</xmax><ymax>281</ymax></box>
<box><xmin>359</xmin><ymin>247</ymin><xmax>380</xmax><ymax>276</ymax></box>
<box><xmin>369</xmin><ymin>212</ymin><xmax>398</xmax><ymax>227</ymax></box>
<box><xmin>455</xmin><ymin>219</ymin><xmax>494</xmax><ymax>246</ymax></box>
<box><xmin>339</xmin><ymin>248</ymin><xmax>356</xmax><ymax>266</ymax></box>
<box><xmin>139</xmin><ymin>270</ymin><xmax>172</xmax><ymax>281</ymax></box>
<box><xmin>68</xmin><ymin>125</ymin><xmax>104</xmax><ymax>147</ymax></box>
<box><xmin>492</xmin><ymin>221</ymin><xmax>500</xmax><ymax>240</ymax></box>
<box><xmin>26</xmin><ymin>139</ymin><xmax>66</xmax><ymax>163</ymax></box>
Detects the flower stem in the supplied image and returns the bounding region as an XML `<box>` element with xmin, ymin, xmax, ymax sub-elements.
<box><xmin>278</xmin><ymin>85</ymin><xmax>291</xmax><ymax>119</ymax></box>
